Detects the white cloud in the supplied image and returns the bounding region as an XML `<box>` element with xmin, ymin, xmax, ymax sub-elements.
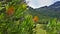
<box><xmin>26</xmin><ymin>0</ymin><xmax>58</xmax><ymax>8</ymax></box>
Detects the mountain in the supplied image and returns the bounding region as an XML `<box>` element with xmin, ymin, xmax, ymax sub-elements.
<box><xmin>48</xmin><ymin>1</ymin><xmax>60</xmax><ymax>11</ymax></box>
<box><xmin>28</xmin><ymin>1</ymin><xmax>60</xmax><ymax>19</ymax></box>
<box><xmin>49</xmin><ymin>1</ymin><xmax>60</xmax><ymax>8</ymax></box>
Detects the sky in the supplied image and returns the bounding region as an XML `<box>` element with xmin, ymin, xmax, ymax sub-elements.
<box><xmin>25</xmin><ymin>0</ymin><xmax>60</xmax><ymax>9</ymax></box>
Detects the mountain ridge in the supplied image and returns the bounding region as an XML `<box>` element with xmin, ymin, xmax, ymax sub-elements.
<box><xmin>28</xmin><ymin>1</ymin><xmax>60</xmax><ymax>19</ymax></box>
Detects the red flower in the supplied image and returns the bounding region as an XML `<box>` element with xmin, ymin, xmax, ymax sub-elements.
<box><xmin>7</xmin><ymin>6</ymin><xmax>15</xmax><ymax>16</ymax></box>
<box><xmin>33</xmin><ymin>16</ymin><xmax>39</xmax><ymax>22</ymax></box>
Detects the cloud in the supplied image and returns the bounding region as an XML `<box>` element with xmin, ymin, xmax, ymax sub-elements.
<box><xmin>26</xmin><ymin>0</ymin><xmax>59</xmax><ymax>8</ymax></box>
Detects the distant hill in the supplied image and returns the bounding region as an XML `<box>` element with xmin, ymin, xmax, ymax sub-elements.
<box><xmin>48</xmin><ymin>1</ymin><xmax>60</xmax><ymax>11</ymax></box>
<box><xmin>27</xmin><ymin>1</ymin><xmax>60</xmax><ymax>19</ymax></box>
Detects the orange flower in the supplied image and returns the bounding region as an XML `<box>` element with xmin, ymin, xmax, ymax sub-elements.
<box><xmin>33</xmin><ymin>16</ymin><xmax>38</xmax><ymax>22</ymax></box>
<box><xmin>7</xmin><ymin>6</ymin><xmax>15</xmax><ymax>16</ymax></box>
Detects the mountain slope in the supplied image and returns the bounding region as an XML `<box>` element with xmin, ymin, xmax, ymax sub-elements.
<box><xmin>28</xmin><ymin>1</ymin><xmax>60</xmax><ymax>19</ymax></box>
<box><xmin>48</xmin><ymin>1</ymin><xmax>60</xmax><ymax>11</ymax></box>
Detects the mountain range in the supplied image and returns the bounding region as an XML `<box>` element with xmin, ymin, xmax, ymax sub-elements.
<box><xmin>28</xmin><ymin>1</ymin><xmax>60</xmax><ymax>19</ymax></box>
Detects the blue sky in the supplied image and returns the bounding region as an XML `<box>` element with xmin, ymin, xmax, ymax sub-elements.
<box><xmin>26</xmin><ymin>0</ymin><xmax>60</xmax><ymax>9</ymax></box>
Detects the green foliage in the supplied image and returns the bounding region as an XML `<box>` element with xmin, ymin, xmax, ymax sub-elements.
<box><xmin>0</xmin><ymin>0</ymin><xmax>60</xmax><ymax>34</ymax></box>
<box><xmin>0</xmin><ymin>2</ymin><xmax>3</xmax><ymax>10</ymax></box>
<box><xmin>46</xmin><ymin>18</ymin><xmax>60</xmax><ymax>34</ymax></box>
<box><xmin>0</xmin><ymin>0</ymin><xmax>34</xmax><ymax>34</ymax></box>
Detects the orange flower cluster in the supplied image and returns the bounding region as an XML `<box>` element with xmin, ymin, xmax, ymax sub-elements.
<box><xmin>7</xmin><ymin>6</ymin><xmax>15</xmax><ymax>16</ymax></box>
<box><xmin>33</xmin><ymin>16</ymin><xmax>39</xmax><ymax>22</ymax></box>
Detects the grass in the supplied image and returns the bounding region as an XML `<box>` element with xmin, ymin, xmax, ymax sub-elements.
<box><xmin>33</xmin><ymin>24</ymin><xmax>47</xmax><ymax>34</ymax></box>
